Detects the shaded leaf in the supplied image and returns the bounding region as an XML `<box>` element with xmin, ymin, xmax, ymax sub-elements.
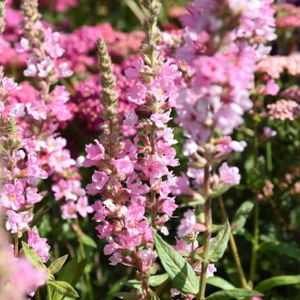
<box><xmin>149</xmin><ymin>273</ymin><xmax>169</xmax><ymax>287</ymax></box>
<box><xmin>80</xmin><ymin>234</ymin><xmax>97</xmax><ymax>248</ymax></box>
<box><xmin>206</xmin><ymin>288</ymin><xmax>263</xmax><ymax>300</ymax></box>
<box><xmin>48</xmin><ymin>281</ymin><xmax>79</xmax><ymax>298</ymax></box>
<box><xmin>255</xmin><ymin>275</ymin><xmax>300</xmax><ymax>293</ymax></box>
<box><xmin>208</xmin><ymin>221</ymin><xmax>230</xmax><ymax>262</ymax></box>
<box><xmin>52</xmin><ymin>258</ymin><xmax>86</xmax><ymax>300</ymax></box>
<box><xmin>206</xmin><ymin>276</ymin><xmax>235</xmax><ymax>290</ymax></box>
<box><xmin>125</xmin><ymin>279</ymin><xmax>142</xmax><ymax>293</ymax></box>
<box><xmin>49</xmin><ymin>255</ymin><xmax>68</xmax><ymax>275</ymax></box>
<box><xmin>21</xmin><ymin>242</ymin><xmax>44</xmax><ymax>269</ymax></box>
<box><xmin>154</xmin><ymin>233</ymin><xmax>199</xmax><ymax>294</ymax></box>
<box><xmin>114</xmin><ymin>292</ymin><xmax>139</xmax><ymax>300</ymax></box>
<box><xmin>231</xmin><ymin>201</ymin><xmax>254</xmax><ymax>234</ymax></box>
<box><xmin>209</xmin><ymin>185</ymin><xmax>231</xmax><ymax>198</ymax></box>
<box><xmin>260</xmin><ymin>241</ymin><xmax>300</xmax><ymax>262</ymax></box>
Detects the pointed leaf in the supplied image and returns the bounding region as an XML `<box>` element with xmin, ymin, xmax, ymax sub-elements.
<box><xmin>255</xmin><ymin>275</ymin><xmax>300</xmax><ymax>293</ymax></box>
<box><xmin>125</xmin><ymin>279</ymin><xmax>142</xmax><ymax>293</ymax></box>
<box><xmin>231</xmin><ymin>201</ymin><xmax>254</xmax><ymax>234</ymax></box>
<box><xmin>208</xmin><ymin>221</ymin><xmax>230</xmax><ymax>262</ymax></box>
<box><xmin>206</xmin><ymin>276</ymin><xmax>235</xmax><ymax>290</ymax></box>
<box><xmin>80</xmin><ymin>234</ymin><xmax>97</xmax><ymax>248</ymax></box>
<box><xmin>149</xmin><ymin>273</ymin><xmax>169</xmax><ymax>287</ymax></box>
<box><xmin>48</xmin><ymin>281</ymin><xmax>79</xmax><ymax>298</ymax></box>
<box><xmin>49</xmin><ymin>255</ymin><xmax>68</xmax><ymax>275</ymax></box>
<box><xmin>52</xmin><ymin>258</ymin><xmax>86</xmax><ymax>300</ymax></box>
<box><xmin>206</xmin><ymin>288</ymin><xmax>263</xmax><ymax>300</ymax></box>
<box><xmin>57</xmin><ymin>258</ymin><xmax>86</xmax><ymax>285</ymax></box>
<box><xmin>154</xmin><ymin>233</ymin><xmax>199</xmax><ymax>294</ymax></box>
<box><xmin>21</xmin><ymin>242</ymin><xmax>44</xmax><ymax>269</ymax></box>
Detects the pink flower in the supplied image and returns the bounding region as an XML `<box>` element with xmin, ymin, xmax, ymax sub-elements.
<box><xmin>177</xmin><ymin>210</ymin><xmax>206</xmax><ymax>237</ymax></box>
<box><xmin>96</xmin><ymin>221</ymin><xmax>113</xmax><ymax>239</ymax></box>
<box><xmin>138</xmin><ymin>249</ymin><xmax>156</xmax><ymax>273</ymax></box>
<box><xmin>142</xmin><ymin>157</ymin><xmax>168</xmax><ymax>182</ymax></box>
<box><xmin>61</xmin><ymin>201</ymin><xmax>77</xmax><ymax>219</ymax></box>
<box><xmin>86</xmin><ymin>171</ymin><xmax>109</xmax><ymax>195</ymax></box>
<box><xmin>150</xmin><ymin>110</ymin><xmax>171</xmax><ymax>128</ymax></box>
<box><xmin>160</xmin><ymin>197</ymin><xmax>178</xmax><ymax>216</ymax></box>
<box><xmin>5</xmin><ymin>210</ymin><xmax>32</xmax><ymax>234</ymax></box>
<box><xmin>126</xmin><ymin>82</ymin><xmax>147</xmax><ymax>105</ymax></box>
<box><xmin>76</xmin><ymin>196</ymin><xmax>93</xmax><ymax>217</ymax></box>
<box><xmin>10</xmin><ymin>258</ymin><xmax>47</xmax><ymax>297</ymax></box>
<box><xmin>1</xmin><ymin>181</ymin><xmax>25</xmax><ymax>210</ymax></box>
<box><xmin>264</xmin><ymin>79</ymin><xmax>279</xmax><ymax>96</ymax></box>
<box><xmin>44</xmin><ymin>29</ymin><xmax>64</xmax><ymax>59</ymax></box>
<box><xmin>219</xmin><ymin>163</ymin><xmax>241</xmax><ymax>185</ymax></box>
<box><xmin>109</xmin><ymin>251</ymin><xmax>123</xmax><ymax>266</ymax></box>
<box><xmin>83</xmin><ymin>140</ymin><xmax>105</xmax><ymax>167</ymax></box>
<box><xmin>194</xmin><ymin>262</ymin><xmax>217</xmax><ymax>278</ymax></box>
<box><xmin>26</xmin><ymin>187</ymin><xmax>43</xmax><ymax>205</ymax></box>
<box><xmin>28</xmin><ymin>229</ymin><xmax>50</xmax><ymax>263</ymax></box>
<box><xmin>121</xmin><ymin>111</ymin><xmax>138</xmax><ymax>137</ymax></box>
<box><xmin>93</xmin><ymin>201</ymin><xmax>107</xmax><ymax>222</ymax></box>
<box><xmin>124</xmin><ymin>57</ymin><xmax>144</xmax><ymax>79</ymax></box>
<box><xmin>113</xmin><ymin>156</ymin><xmax>135</xmax><ymax>175</ymax></box>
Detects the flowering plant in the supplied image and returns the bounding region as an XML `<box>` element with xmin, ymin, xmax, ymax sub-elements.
<box><xmin>0</xmin><ymin>0</ymin><xmax>299</xmax><ymax>299</ymax></box>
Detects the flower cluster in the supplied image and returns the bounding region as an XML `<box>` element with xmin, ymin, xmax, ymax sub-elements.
<box><xmin>15</xmin><ymin>0</ymin><xmax>92</xmax><ymax>220</ymax></box>
<box><xmin>0</xmin><ymin>0</ymin><xmax>48</xmax><ymax>294</ymax></box>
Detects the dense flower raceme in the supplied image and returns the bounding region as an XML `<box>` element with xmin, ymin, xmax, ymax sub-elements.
<box><xmin>85</xmin><ymin>44</ymin><xmax>182</xmax><ymax>266</ymax></box>
<box><xmin>0</xmin><ymin>2</ymin><xmax>47</xmax><ymax>296</ymax></box>
<box><xmin>12</xmin><ymin>0</ymin><xmax>93</xmax><ymax>220</ymax></box>
<box><xmin>148</xmin><ymin>0</ymin><xmax>276</xmax><ymax>298</ymax></box>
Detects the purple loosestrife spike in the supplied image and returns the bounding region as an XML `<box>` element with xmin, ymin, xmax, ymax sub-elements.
<box><xmin>97</xmin><ymin>38</ymin><xmax>122</xmax><ymax>157</ymax></box>
<box><xmin>140</xmin><ymin>0</ymin><xmax>162</xmax><ymax>72</ymax></box>
<box><xmin>97</xmin><ymin>38</ymin><xmax>119</xmax><ymax>123</ymax></box>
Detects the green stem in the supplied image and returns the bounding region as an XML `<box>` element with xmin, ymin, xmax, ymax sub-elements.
<box><xmin>218</xmin><ymin>198</ymin><xmax>249</xmax><ymax>289</ymax></box>
<box><xmin>47</xmin><ymin>285</ymin><xmax>52</xmax><ymax>300</ymax></box>
<box><xmin>35</xmin><ymin>288</ymin><xmax>42</xmax><ymax>300</ymax></box>
<box><xmin>197</xmin><ymin>165</ymin><xmax>212</xmax><ymax>300</ymax></box>
<box><xmin>249</xmin><ymin>200</ymin><xmax>259</xmax><ymax>286</ymax></box>
<box><xmin>249</xmin><ymin>120</ymin><xmax>260</xmax><ymax>287</ymax></box>
<box><xmin>75</xmin><ymin>219</ymin><xmax>95</xmax><ymax>300</ymax></box>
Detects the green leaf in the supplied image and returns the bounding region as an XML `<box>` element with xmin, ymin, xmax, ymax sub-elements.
<box><xmin>49</xmin><ymin>255</ymin><xmax>69</xmax><ymax>275</ymax></box>
<box><xmin>149</xmin><ymin>273</ymin><xmax>169</xmax><ymax>287</ymax></box>
<box><xmin>52</xmin><ymin>258</ymin><xmax>86</xmax><ymax>300</ymax></box>
<box><xmin>255</xmin><ymin>275</ymin><xmax>300</xmax><ymax>292</ymax></box>
<box><xmin>231</xmin><ymin>201</ymin><xmax>254</xmax><ymax>234</ymax></box>
<box><xmin>206</xmin><ymin>288</ymin><xmax>263</xmax><ymax>300</ymax></box>
<box><xmin>48</xmin><ymin>281</ymin><xmax>79</xmax><ymax>298</ymax></box>
<box><xmin>125</xmin><ymin>279</ymin><xmax>142</xmax><ymax>294</ymax></box>
<box><xmin>260</xmin><ymin>241</ymin><xmax>300</xmax><ymax>261</ymax></box>
<box><xmin>206</xmin><ymin>276</ymin><xmax>235</xmax><ymax>290</ymax></box>
<box><xmin>79</xmin><ymin>234</ymin><xmax>97</xmax><ymax>248</ymax></box>
<box><xmin>208</xmin><ymin>221</ymin><xmax>230</xmax><ymax>262</ymax></box>
<box><xmin>154</xmin><ymin>233</ymin><xmax>199</xmax><ymax>294</ymax></box>
<box><xmin>57</xmin><ymin>258</ymin><xmax>86</xmax><ymax>284</ymax></box>
<box><xmin>209</xmin><ymin>185</ymin><xmax>231</xmax><ymax>198</ymax></box>
<box><xmin>114</xmin><ymin>292</ymin><xmax>139</xmax><ymax>300</ymax></box>
<box><xmin>21</xmin><ymin>242</ymin><xmax>44</xmax><ymax>269</ymax></box>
